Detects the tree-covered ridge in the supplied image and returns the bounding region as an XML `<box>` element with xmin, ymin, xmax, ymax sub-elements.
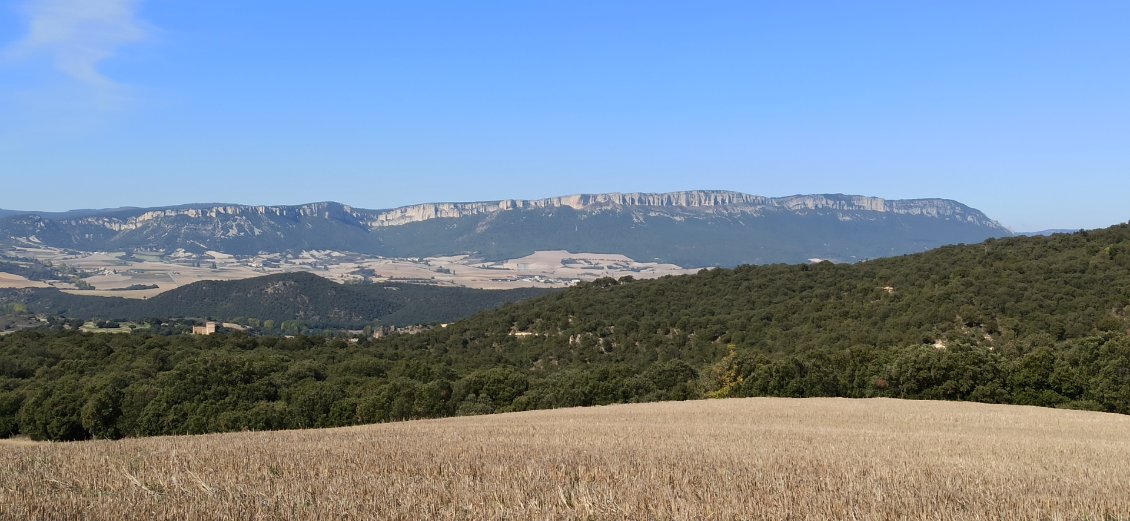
<box><xmin>2</xmin><ymin>225</ymin><xmax>1129</xmax><ymax>441</ymax></box>
<box><xmin>387</xmin><ymin>225</ymin><xmax>1130</xmax><ymax>359</ymax></box>
<box><xmin>0</xmin><ymin>272</ymin><xmax>553</xmax><ymax>329</ymax></box>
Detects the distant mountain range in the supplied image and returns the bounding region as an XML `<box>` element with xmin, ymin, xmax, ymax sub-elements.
<box><xmin>0</xmin><ymin>191</ymin><xmax>1011</xmax><ymax>266</ymax></box>
<box><xmin>1014</xmin><ymin>229</ymin><xmax>1078</xmax><ymax>237</ymax></box>
<box><xmin>0</xmin><ymin>272</ymin><xmax>550</xmax><ymax>328</ymax></box>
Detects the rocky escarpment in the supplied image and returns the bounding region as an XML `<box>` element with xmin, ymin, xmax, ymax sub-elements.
<box><xmin>0</xmin><ymin>191</ymin><xmax>1007</xmax><ymax>234</ymax></box>
<box><xmin>365</xmin><ymin>191</ymin><xmax>1007</xmax><ymax>230</ymax></box>
<box><xmin>60</xmin><ymin>202</ymin><xmax>368</xmax><ymax>232</ymax></box>
<box><xmin>0</xmin><ymin>191</ymin><xmax>1012</xmax><ymax>266</ymax></box>
<box><xmin>1</xmin><ymin>191</ymin><xmax>1007</xmax><ymax>234</ymax></box>
<box><xmin>365</xmin><ymin>192</ymin><xmax>769</xmax><ymax>227</ymax></box>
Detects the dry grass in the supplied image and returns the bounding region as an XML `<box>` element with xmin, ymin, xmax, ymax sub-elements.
<box><xmin>2</xmin><ymin>398</ymin><xmax>1129</xmax><ymax>520</ymax></box>
<box><xmin>0</xmin><ymin>273</ymin><xmax>49</xmax><ymax>289</ymax></box>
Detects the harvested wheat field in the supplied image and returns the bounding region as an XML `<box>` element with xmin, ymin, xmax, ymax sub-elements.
<box><xmin>2</xmin><ymin>398</ymin><xmax>1129</xmax><ymax>520</ymax></box>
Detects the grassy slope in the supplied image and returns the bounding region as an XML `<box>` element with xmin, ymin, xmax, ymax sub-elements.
<box><xmin>2</xmin><ymin>398</ymin><xmax>1129</xmax><ymax>520</ymax></box>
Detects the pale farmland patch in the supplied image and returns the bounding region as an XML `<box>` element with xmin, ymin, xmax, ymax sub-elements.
<box><xmin>1</xmin><ymin>398</ymin><xmax>1128</xmax><ymax>520</ymax></box>
<box><xmin>3</xmin><ymin>245</ymin><xmax>697</xmax><ymax>297</ymax></box>
<box><xmin>0</xmin><ymin>272</ymin><xmax>49</xmax><ymax>289</ymax></box>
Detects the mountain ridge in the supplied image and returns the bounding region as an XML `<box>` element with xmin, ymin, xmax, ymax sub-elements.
<box><xmin>366</xmin><ymin>191</ymin><xmax>1004</xmax><ymax>228</ymax></box>
<box><xmin>0</xmin><ymin>191</ymin><xmax>1006</xmax><ymax>230</ymax></box>
<box><xmin>0</xmin><ymin>190</ymin><xmax>1011</xmax><ymax>267</ymax></box>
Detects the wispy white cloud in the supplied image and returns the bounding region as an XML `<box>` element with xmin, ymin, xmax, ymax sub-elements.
<box><xmin>6</xmin><ymin>0</ymin><xmax>149</xmax><ymax>90</ymax></box>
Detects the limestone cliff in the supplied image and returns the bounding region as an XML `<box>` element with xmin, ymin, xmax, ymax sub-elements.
<box><xmin>62</xmin><ymin>202</ymin><xmax>363</xmax><ymax>232</ymax></box>
<box><xmin>0</xmin><ymin>190</ymin><xmax>1012</xmax><ymax>265</ymax></box>
<box><xmin>363</xmin><ymin>191</ymin><xmax>1006</xmax><ymax>231</ymax></box>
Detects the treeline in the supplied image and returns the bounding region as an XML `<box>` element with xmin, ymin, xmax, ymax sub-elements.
<box><xmin>0</xmin><ymin>331</ymin><xmax>700</xmax><ymax>440</ymax></box>
<box><xmin>2</xmin><ymin>225</ymin><xmax>1130</xmax><ymax>441</ymax></box>
<box><xmin>1</xmin><ymin>329</ymin><xmax>1127</xmax><ymax>441</ymax></box>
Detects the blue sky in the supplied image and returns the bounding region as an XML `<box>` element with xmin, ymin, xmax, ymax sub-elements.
<box><xmin>1</xmin><ymin>1</ymin><xmax>1127</xmax><ymax>231</ymax></box>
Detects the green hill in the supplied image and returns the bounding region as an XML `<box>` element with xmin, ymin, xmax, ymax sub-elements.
<box><xmin>2</xmin><ymin>225</ymin><xmax>1128</xmax><ymax>441</ymax></box>
<box><xmin>421</xmin><ymin>225</ymin><xmax>1130</xmax><ymax>357</ymax></box>
<box><xmin>0</xmin><ymin>272</ymin><xmax>552</xmax><ymax>328</ymax></box>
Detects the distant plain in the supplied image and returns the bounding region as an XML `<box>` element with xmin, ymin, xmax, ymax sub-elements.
<box><xmin>0</xmin><ymin>245</ymin><xmax>694</xmax><ymax>297</ymax></box>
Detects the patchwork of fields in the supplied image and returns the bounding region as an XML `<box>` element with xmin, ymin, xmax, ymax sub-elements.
<box><xmin>3</xmin><ymin>397</ymin><xmax>1128</xmax><ymax>520</ymax></box>
<box><xmin>0</xmin><ymin>246</ymin><xmax>694</xmax><ymax>296</ymax></box>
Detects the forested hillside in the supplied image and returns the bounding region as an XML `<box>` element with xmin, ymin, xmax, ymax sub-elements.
<box><xmin>2</xmin><ymin>225</ymin><xmax>1129</xmax><ymax>441</ymax></box>
<box><xmin>443</xmin><ymin>225</ymin><xmax>1130</xmax><ymax>356</ymax></box>
<box><xmin>0</xmin><ymin>272</ymin><xmax>551</xmax><ymax>329</ymax></box>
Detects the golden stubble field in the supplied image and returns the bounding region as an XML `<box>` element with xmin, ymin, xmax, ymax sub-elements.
<box><xmin>2</xmin><ymin>397</ymin><xmax>1129</xmax><ymax>520</ymax></box>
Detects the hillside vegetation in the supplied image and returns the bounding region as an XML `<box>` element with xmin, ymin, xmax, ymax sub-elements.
<box><xmin>1</xmin><ymin>225</ymin><xmax>1129</xmax><ymax>441</ymax></box>
<box><xmin>2</xmin><ymin>398</ymin><xmax>1129</xmax><ymax>520</ymax></box>
<box><xmin>0</xmin><ymin>272</ymin><xmax>552</xmax><ymax>329</ymax></box>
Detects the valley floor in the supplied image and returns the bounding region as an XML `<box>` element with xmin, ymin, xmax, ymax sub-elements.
<box><xmin>0</xmin><ymin>247</ymin><xmax>695</xmax><ymax>296</ymax></box>
<box><xmin>2</xmin><ymin>397</ymin><xmax>1129</xmax><ymax>520</ymax></box>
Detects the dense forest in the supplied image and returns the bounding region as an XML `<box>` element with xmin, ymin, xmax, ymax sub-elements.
<box><xmin>2</xmin><ymin>225</ymin><xmax>1129</xmax><ymax>441</ymax></box>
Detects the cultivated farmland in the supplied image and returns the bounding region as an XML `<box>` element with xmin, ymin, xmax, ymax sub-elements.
<box><xmin>2</xmin><ymin>397</ymin><xmax>1129</xmax><ymax>520</ymax></box>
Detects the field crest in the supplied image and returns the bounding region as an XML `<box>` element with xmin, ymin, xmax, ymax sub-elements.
<box><xmin>3</xmin><ymin>398</ymin><xmax>1128</xmax><ymax>520</ymax></box>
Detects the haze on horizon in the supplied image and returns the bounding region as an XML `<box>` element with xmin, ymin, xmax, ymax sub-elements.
<box><xmin>1</xmin><ymin>1</ymin><xmax>1127</xmax><ymax>232</ymax></box>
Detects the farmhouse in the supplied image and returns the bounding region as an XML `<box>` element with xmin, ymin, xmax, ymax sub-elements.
<box><xmin>192</xmin><ymin>321</ymin><xmax>218</xmax><ymax>335</ymax></box>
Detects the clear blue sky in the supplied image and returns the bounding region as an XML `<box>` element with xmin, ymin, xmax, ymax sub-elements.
<box><xmin>1</xmin><ymin>1</ymin><xmax>1127</xmax><ymax>231</ymax></box>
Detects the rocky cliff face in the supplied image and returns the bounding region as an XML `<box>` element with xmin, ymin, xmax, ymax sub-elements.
<box><xmin>0</xmin><ymin>191</ymin><xmax>1011</xmax><ymax>266</ymax></box>
<box><xmin>364</xmin><ymin>191</ymin><xmax>1006</xmax><ymax>230</ymax></box>
<box><xmin>7</xmin><ymin>191</ymin><xmax>1005</xmax><ymax>234</ymax></box>
<box><xmin>61</xmin><ymin>202</ymin><xmax>367</xmax><ymax>232</ymax></box>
